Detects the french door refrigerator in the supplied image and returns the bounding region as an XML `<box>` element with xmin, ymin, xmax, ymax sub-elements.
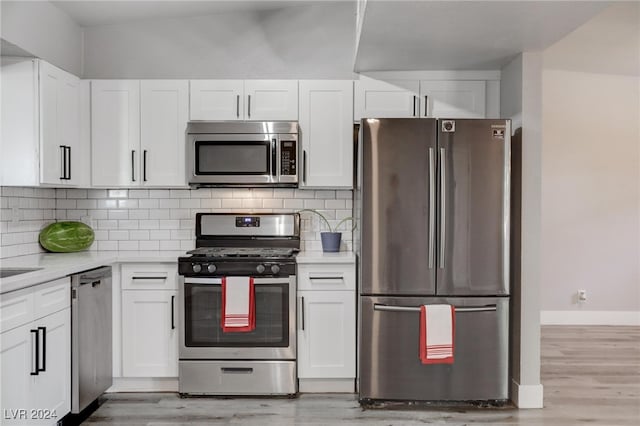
<box><xmin>356</xmin><ymin>118</ymin><xmax>511</xmax><ymax>402</ymax></box>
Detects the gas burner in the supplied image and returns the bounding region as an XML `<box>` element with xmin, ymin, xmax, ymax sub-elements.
<box><xmin>186</xmin><ymin>247</ymin><xmax>298</xmax><ymax>259</ymax></box>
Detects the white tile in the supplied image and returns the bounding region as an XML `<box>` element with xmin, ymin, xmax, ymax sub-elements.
<box><xmin>209</xmin><ymin>189</ymin><xmax>234</xmax><ymax>198</ymax></box>
<box><xmin>336</xmin><ymin>190</ymin><xmax>352</xmax><ymax>199</ymax></box>
<box><xmin>273</xmin><ymin>189</ymin><xmax>294</xmax><ymax>198</ymax></box>
<box><xmin>201</xmin><ymin>199</ymin><xmax>222</xmax><ymax>208</ymax></box>
<box><xmin>169</xmin><ymin>189</ymin><xmax>190</xmax><ymax>199</ymax></box>
<box><xmin>55</xmin><ymin>210</ymin><xmax>67</xmax><ymax>220</ymax></box>
<box><xmin>180</xmin><ymin>219</ymin><xmax>195</xmax><ymax>229</ymax></box>
<box><xmin>93</xmin><ymin>230</ymin><xmax>108</xmax><ymax>240</ymax></box>
<box><xmin>294</xmin><ymin>190</ymin><xmax>315</xmax><ymax>199</ymax></box>
<box><xmin>139</xmin><ymin>240</ymin><xmax>160</xmax><ymax>250</ymax></box>
<box><xmin>56</xmin><ymin>188</ymin><xmax>67</xmax><ymax>199</ymax></box>
<box><xmin>325</xmin><ymin>199</ymin><xmax>346</xmax><ymax>209</ymax></box>
<box><xmin>97</xmin><ymin>199</ymin><xmax>117</xmax><ymax>209</ymax></box>
<box><xmin>232</xmin><ymin>188</ymin><xmax>253</xmax><ymax>198</ymax></box>
<box><xmin>149</xmin><ymin>230</ymin><xmax>170</xmax><ymax>240</ymax></box>
<box><xmin>139</xmin><ymin>220</ymin><xmax>160</xmax><ymax>230</ymax></box>
<box><xmin>129</xmin><ymin>230</ymin><xmax>150</xmax><ymax>240</ymax></box>
<box><xmin>335</xmin><ymin>210</ymin><xmax>352</xmax><ymax>220</ymax></box>
<box><xmin>180</xmin><ymin>240</ymin><xmax>195</xmax><ymax>250</ymax></box>
<box><xmin>159</xmin><ymin>240</ymin><xmax>181</xmax><ymax>250</ymax></box>
<box><xmin>88</xmin><ymin>189</ymin><xmax>107</xmax><ymax>199</ymax></box>
<box><xmin>108</xmin><ymin>189</ymin><xmax>128</xmax><ymax>198</ymax></box>
<box><xmin>109</xmin><ymin>230</ymin><xmax>129</xmax><ymax>240</ymax></box>
<box><xmin>149</xmin><ymin>209</ymin><xmax>170</xmax><ymax>219</ymax></box>
<box><xmin>66</xmin><ymin>189</ymin><xmax>88</xmax><ymax>199</ymax></box>
<box><xmin>180</xmin><ymin>198</ymin><xmax>200</xmax><ymax>209</ymax></box>
<box><xmin>56</xmin><ymin>199</ymin><xmax>76</xmax><ymax>209</ymax></box>
<box><xmin>66</xmin><ymin>210</ymin><xmax>87</xmax><ymax>220</ymax></box>
<box><xmin>315</xmin><ymin>190</ymin><xmax>335</xmax><ymax>198</ymax></box>
<box><xmin>149</xmin><ymin>189</ymin><xmax>170</xmax><ymax>198</ymax></box>
<box><xmin>118</xmin><ymin>220</ymin><xmax>139</xmax><ymax>230</ymax></box>
<box><xmin>42</xmin><ymin>210</ymin><xmax>55</xmax><ymax>220</ymax></box>
<box><xmin>129</xmin><ymin>189</ymin><xmax>149</xmax><ymax>199</ymax></box>
<box><xmin>263</xmin><ymin>199</ymin><xmax>283</xmax><ymax>208</ymax></box>
<box><xmin>222</xmin><ymin>199</ymin><xmax>243</xmax><ymax>208</ymax></box>
<box><xmin>88</xmin><ymin>209</ymin><xmax>108</xmax><ymax>220</ymax></box>
<box><xmin>251</xmin><ymin>189</ymin><xmax>273</xmax><ymax>199</ymax></box>
<box><xmin>190</xmin><ymin>189</ymin><xmax>211</xmax><ymax>198</ymax></box>
<box><xmin>77</xmin><ymin>199</ymin><xmax>97</xmax><ymax>209</ymax></box>
<box><xmin>108</xmin><ymin>210</ymin><xmax>129</xmax><ymax>220</ymax></box>
<box><xmin>118</xmin><ymin>199</ymin><xmax>138</xmax><ymax>209</ymax></box>
<box><xmin>97</xmin><ymin>241</ymin><xmax>118</xmax><ymax>251</ymax></box>
<box><xmin>139</xmin><ymin>199</ymin><xmax>159</xmax><ymax>209</ymax></box>
<box><xmin>303</xmin><ymin>199</ymin><xmax>324</xmax><ymax>209</ymax></box>
<box><xmin>159</xmin><ymin>219</ymin><xmax>180</xmax><ymax>229</ymax></box>
<box><xmin>170</xmin><ymin>209</ymin><xmax>190</xmax><ymax>219</ymax></box>
<box><xmin>23</xmin><ymin>209</ymin><xmax>44</xmax><ymax>220</ymax></box>
<box><xmin>159</xmin><ymin>198</ymin><xmax>179</xmax><ymax>209</ymax></box>
<box><xmin>118</xmin><ymin>241</ymin><xmax>139</xmax><ymax>251</ymax></box>
<box><xmin>129</xmin><ymin>209</ymin><xmax>150</xmax><ymax>220</ymax></box>
<box><xmin>170</xmin><ymin>229</ymin><xmax>191</xmax><ymax>240</ymax></box>
<box><xmin>345</xmin><ymin>199</ymin><xmax>353</xmax><ymax>209</ymax></box>
<box><xmin>99</xmin><ymin>219</ymin><xmax>119</xmax><ymax>230</ymax></box>
<box><xmin>242</xmin><ymin>199</ymin><xmax>262</xmax><ymax>208</ymax></box>
<box><xmin>39</xmin><ymin>198</ymin><xmax>56</xmax><ymax>209</ymax></box>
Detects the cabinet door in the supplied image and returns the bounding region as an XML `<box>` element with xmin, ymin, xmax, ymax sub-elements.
<box><xmin>299</xmin><ymin>80</ymin><xmax>354</xmax><ymax>188</ymax></box>
<box><xmin>419</xmin><ymin>80</ymin><xmax>486</xmax><ymax>118</ymax></box>
<box><xmin>140</xmin><ymin>80</ymin><xmax>188</xmax><ymax>187</ymax></box>
<box><xmin>297</xmin><ymin>291</ymin><xmax>355</xmax><ymax>379</ymax></box>
<box><xmin>91</xmin><ymin>80</ymin><xmax>140</xmax><ymax>186</ymax></box>
<box><xmin>33</xmin><ymin>308</ymin><xmax>71</xmax><ymax>420</ymax></box>
<box><xmin>354</xmin><ymin>77</ymin><xmax>419</xmax><ymax>120</ymax></box>
<box><xmin>190</xmin><ymin>80</ymin><xmax>243</xmax><ymax>121</ymax></box>
<box><xmin>39</xmin><ymin>61</ymin><xmax>64</xmax><ymax>185</ymax></box>
<box><xmin>122</xmin><ymin>290</ymin><xmax>177</xmax><ymax>377</ymax></box>
<box><xmin>0</xmin><ymin>324</ymin><xmax>34</xmax><ymax>425</ymax></box>
<box><xmin>244</xmin><ymin>80</ymin><xmax>298</xmax><ymax>121</ymax></box>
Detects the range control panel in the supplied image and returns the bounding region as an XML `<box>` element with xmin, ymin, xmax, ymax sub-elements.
<box><xmin>235</xmin><ymin>216</ymin><xmax>260</xmax><ymax>227</ymax></box>
<box><xmin>280</xmin><ymin>140</ymin><xmax>297</xmax><ymax>176</ymax></box>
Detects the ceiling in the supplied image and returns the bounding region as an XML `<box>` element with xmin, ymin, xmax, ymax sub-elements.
<box><xmin>51</xmin><ymin>0</ymin><xmax>330</xmax><ymax>27</ymax></box>
<box><xmin>354</xmin><ymin>0</ymin><xmax>614</xmax><ymax>71</ymax></box>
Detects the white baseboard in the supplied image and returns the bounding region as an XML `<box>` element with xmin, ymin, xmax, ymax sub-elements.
<box><xmin>540</xmin><ymin>310</ymin><xmax>640</xmax><ymax>326</ymax></box>
<box><xmin>107</xmin><ymin>377</ymin><xmax>178</xmax><ymax>393</ymax></box>
<box><xmin>511</xmin><ymin>379</ymin><xmax>543</xmax><ymax>408</ymax></box>
<box><xmin>298</xmin><ymin>378</ymin><xmax>356</xmax><ymax>393</ymax></box>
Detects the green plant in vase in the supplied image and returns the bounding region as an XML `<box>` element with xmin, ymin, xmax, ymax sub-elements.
<box><xmin>299</xmin><ymin>209</ymin><xmax>355</xmax><ymax>252</ymax></box>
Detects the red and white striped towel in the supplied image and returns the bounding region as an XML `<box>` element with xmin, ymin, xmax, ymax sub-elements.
<box><xmin>419</xmin><ymin>304</ymin><xmax>455</xmax><ymax>364</ymax></box>
<box><xmin>221</xmin><ymin>277</ymin><xmax>255</xmax><ymax>333</ymax></box>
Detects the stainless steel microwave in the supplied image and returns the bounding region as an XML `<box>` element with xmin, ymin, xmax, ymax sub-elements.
<box><xmin>187</xmin><ymin>121</ymin><xmax>299</xmax><ymax>187</ymax></box>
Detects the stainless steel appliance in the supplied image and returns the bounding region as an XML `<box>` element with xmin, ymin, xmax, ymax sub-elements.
<box><xmin>70</xmin><ymin>266</ymin><xmax>113</xmax><ymax>413</ymax></box>
<box><xmin>178</xmin><ymin>213</ymin><xmax>299</xmax><ymax>396</ymax></box>
<box><xmin>187</xmin><ymin>121</ymin><xmax>299</xmax><ymax>187</ymax></box>
<box><xmin>356</xmin><ymin>118</ymin><xmax>511</xmax><ymax>402</ymax></box>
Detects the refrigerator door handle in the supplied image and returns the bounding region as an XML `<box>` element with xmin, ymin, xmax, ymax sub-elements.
<box><xmin>373</xmin><ymin>304</ymin><xmax>497</xmax><ymax>313</ymax></box>
<box><xmin>439</xmin><ymin>147</ymin><xmax>446</xmax><ymax>269</ymax></box>
<box><xmin>428</xmin><ymin>147</ymin><xmax>435</xmax><ymax>269</ymax></box>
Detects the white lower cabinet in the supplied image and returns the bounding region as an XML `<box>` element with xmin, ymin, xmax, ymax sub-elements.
<box><xmin>0</xmin><ymin>278</ymin><xmax>71</xmax><ymax>425</ymax></box>
<box><xmin>296</xmin><ymin>260</ymin><xmax>356</xmax><ymax>392</ymax></box>
<box><xmin>122</xmin><ymin>290</ymin><xmax>178</xmax><ymax>377</ymax></box>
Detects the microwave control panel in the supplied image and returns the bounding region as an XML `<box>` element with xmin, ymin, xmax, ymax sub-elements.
<box><xmin>280</xmin><ymin>140</ymin><xmax>297</xmax><ymax>176</ymax></box>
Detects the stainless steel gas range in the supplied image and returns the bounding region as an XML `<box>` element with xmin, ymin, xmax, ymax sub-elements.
<box><xmin>177</xmin><ymin>213</ymin><xmax>299</xmax><ymax>396</ymax></box>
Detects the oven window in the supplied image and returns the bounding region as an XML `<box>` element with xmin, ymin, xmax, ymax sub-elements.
<box><xmin>196</xmin><ymin>141</ymin><xmax>269</xmax><ymax>175</ymax></box>
<box><xmin>184</xmin><ymin>283</ymin><xmax>289</xmax><ymax>347</ymax></box>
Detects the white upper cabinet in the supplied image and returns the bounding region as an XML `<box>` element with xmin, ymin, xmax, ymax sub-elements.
<box><xmin>420</xmin><ymin>80</ymin><xmax>486</xmax><ymax>118</ymax></box>
<box><xmin>189</xmin><ymin>80</ymin><xmax>298</xmax><ymax>121</ymax></box>
<box><xmin>91</xmin><ymin>80</ymin><xmax>141</xmax><ymax>187</ymax></box>
<box><xmin>299</xmin><ymin>80</ymin><xmax>354</xmax><ymax>189</ymax></box>
<box><xmin>140</xmin><ymin>80</ymin><xmax>188</xmax><ymax>187</ymax></box>
<box><xmin>354</xmin><ymin>77</ymin><xmax>420</xmax><ymax>120</ymax></box>
<box><xmin>1</xmin><ymin>58</ymin><xmax>87</xmax><ymax>187</ymax></box>
<box><xmin>92</xmin><ymin>80</ymin><xmax>187</xmax><ymax>187</ymax></box>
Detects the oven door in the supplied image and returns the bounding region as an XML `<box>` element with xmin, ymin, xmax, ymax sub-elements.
<box><xmin>179</xmin><ymin>276</ymin><xmax>296</xmax><ymax>360</ymax></box>
<box><xmin>189</xmin><ymin>134</ymin><xmax>278</xmax><ymax>185</ymax></box>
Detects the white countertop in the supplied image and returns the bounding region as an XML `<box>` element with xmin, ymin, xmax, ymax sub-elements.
<box><xmin>0</xmin><ymin>251</ymin><xmax>183</xmax><ymax>294</ymax></box>
<box><xmin>0</xmin><ymin>249</ymin><xmax>356</xmax><ymax>294</ymax></box>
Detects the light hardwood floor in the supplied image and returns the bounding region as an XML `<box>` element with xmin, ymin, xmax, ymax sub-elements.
<box><xmin>84</xmin><ymin>326</ymin><xmax>640</xmax><ymax>425</ymax></box>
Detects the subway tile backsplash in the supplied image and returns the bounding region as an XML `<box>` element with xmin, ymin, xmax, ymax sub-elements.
<box><xmin>0</xmin><ymin>187</ymin><xmax>353</xmax><ymax>259</ymax></box>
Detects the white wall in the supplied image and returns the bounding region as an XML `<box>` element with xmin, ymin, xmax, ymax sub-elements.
<box><xmin>82</xmin><ymin>3</ymin><xmax>356</xmax><ymax>79</ymax></box>
<box><xmin>500</xmin><ymin>55</ymin><xmax>523</xmax><ymax>128</ymax></box>
<box><xmin>0</xmin><ymin>1</ymin><xmax>83</xmax><ymax>75</ymax></box>
<box><xmin>540</xmin><ymin>3</ymin><xmax>640</xmax><ymax>322</ymax></box>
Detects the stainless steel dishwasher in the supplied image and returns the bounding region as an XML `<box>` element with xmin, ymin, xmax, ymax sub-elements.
<box><xmin>71</xmin><ymin>266</ymin><xmax>113</xmax><ymax>414</ymax></box>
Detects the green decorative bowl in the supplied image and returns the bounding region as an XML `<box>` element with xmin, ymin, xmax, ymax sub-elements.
<box><xmin>39</xmin><ymin>221</ymin><xmax>95</xmax><ymax>253</ymax></box>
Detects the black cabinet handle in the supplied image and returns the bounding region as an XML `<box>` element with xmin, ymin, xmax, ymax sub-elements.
<box><xmin>30</xmin><ymin>329</ymin><xmax>39</xmax><ymax>375</ymax></box>
<box><xmin>171</xmin><ymin>295</ymin><xmax>175</xmax><ymax>330</ymax></box>
<box><xmin>301</xmin><ymin>296</ymin><xmax>305</xmax><ymax>331</ymax></box>
<box><xmin>59</xmin><ymin>146</ymin><xmax>66</xmax><ymax>179</ymax></box>
<box><xmin>236</xmin><ymin>94</ymin><xmax>240</xmax><ymax>118</ymax></box>
<box><xmin>247</xmin><ymin>95</ymin><xmax>251</xmax><ymax>118</ymax></box>
<box><xmin>143</xmin><ymin>150</ymin><xmax>148</xmax><ymax>182</ymax></box>
<box><xmin>413</xmin><ymin>95</ymin><xmax>417</xmax><ymax>117</ymax></box>
<box><xmin>424</xmin><ymin>95</ymin><xmax>429</xmax><ymax>117</ymax></box>
<box><xmin>66</xmin><ymin>146</ymin><xmax>71</xmax><ymax>180</ymax></box>
<box><xmin>303</xmin><ymin>150</ymin><xmax>307</xmax><ymax>184</ymax></box>
<box><xmin>38</xmin><ymin>326</ymin><xmax>46</xmax><ymax>372</ymax></box>
<box><xmin>131</xmin><ymin>150</ymin><xmax>136</xmax><ymax>182</ymax></box>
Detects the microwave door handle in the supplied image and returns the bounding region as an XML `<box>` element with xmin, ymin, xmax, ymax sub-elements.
<box><xmin>271</xmin><ymin>138</ymin><xmax>277</xmax><ymax>179</ymax></box>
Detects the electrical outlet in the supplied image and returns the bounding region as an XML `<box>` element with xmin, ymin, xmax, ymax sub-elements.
<box><xmin>578</xmin><ymin>289</ymin><xmax>587</xmax><ymax>302</ymax></box>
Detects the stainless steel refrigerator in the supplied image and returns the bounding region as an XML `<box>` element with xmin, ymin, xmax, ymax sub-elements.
<box><xmin>356</xmin><ymin>118</ymin><xmax>511</xmax><ymax>402</ymax></box>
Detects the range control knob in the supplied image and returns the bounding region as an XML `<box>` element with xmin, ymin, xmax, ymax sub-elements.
<box><xmin>192</xmin><ymin>264</ymin><xmax>202</xmax><ymax>273</ymax></box>
<box><xmin>256</xmin><ymin>264</ymin><xmax>266</xmax><ymax>274</ymax></box>
<box><xmin>207</xmin><ymin>264</ymin><xmax>217</xmax><ymax>273</ymax></box>
<box><xmin>270</xmin><ymin>264</ymin><xmax>281</xmax><ymax>274</ymax></box>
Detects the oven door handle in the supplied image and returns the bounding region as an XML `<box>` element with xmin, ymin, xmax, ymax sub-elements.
<box><xmin>183</xmin><ymin>277</ymin><xmax>288</xmax><ymax>285</ymax></box>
